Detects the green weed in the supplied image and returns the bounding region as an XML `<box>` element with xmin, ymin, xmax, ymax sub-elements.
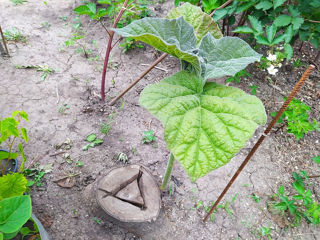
<box><xmin>3</xmin><ymin>27</ymin><xmax>27</xmax><ymax>43</ymax></box>
<box><xmin>269</xmin><ymin>165</ymin><xmax>320</xmax><ymax>226</ymax></box>
<box><xmin>271</xmin><ymin>98</ymin><xmax>319</xmax><ymax>140</ymax></box>
<box><xmin>142</xmin><ymin>130</ymin><xmax>156</xmax><ymax>144</ymax></box>
<box><xmin>10</xmin><ymin>0</ymin><xmax>27</xmax><ymax>5</ymax></box>
<box><xmin>249</xmin><ymin>85</ymin><xmax>258</xmax><ymax>95</ymax></box>
<box><xmin>15</xmin><ymin>64</ymin><xmax>54</xmax><ymax>81</ymax></box>
<box><xmin>120</xmin><ymin>37</ymin><xmax>144</xmax><ymax>53</ymax></box>
<box><xmin>226</xmin><ymin>69</ymin><xmax>251</xmax><ymax>83</ymax></box>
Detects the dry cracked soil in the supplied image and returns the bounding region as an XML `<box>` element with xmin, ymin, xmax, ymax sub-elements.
<box><xmin>0</xmin><ymin>0</ymin><xmax>319</xmax><ymax>239</ymax></box>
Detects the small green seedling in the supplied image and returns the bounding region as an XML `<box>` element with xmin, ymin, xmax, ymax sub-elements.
<box><xmin>24</xmin><ymin>163</ymin><xmax>53</xmax><ymax>187</ymax></box>
<box><xmin>58</xmin><ymin>103</ymin><xmax>70</xmax><ymax>114</ymax></box>
<box><xmin>82</xmin><ymin>133</ymin><xmax>104</xmax><ymax>151</ymax></box>
<box><xmin>41</xmin><ymin>22</ymin><xmax>51</xmax><ymax>30</ymax></box>
<box><xmin>259</xmin><ymin>226</ymin><xmax>272</xmax><ymax>240</ymax></box>
<box><xmin>251</xmin><ymin>193</ymin><xmax>261</xmax><ymax>203</ymax></box>
<box><xmin>271</xmin><ymin>98</ymin><xmax>319</xmax><ymax>140</ymax></box>
<box><xmin>312</xmin><ymin>156</ymin><xmax>320</xmax><ymax>164</ymax></box>
<box><xmin>132</xmin><ymin>147</ymin><xmax>137</xmax><ymax>155</ymax></box>
<box><xmin>60</xmin><ymin>16</ymin><xmax>68</xmax><ymax>21</ymax></box>
<box><xmin>15</xmin><ymin>64</ymin><xmax>54</xmax><ymax>81</ymax></box>
<box><xmin>120</xmin><ymin>37</ymin><xmax>144</xmax><ymax>53</ymax></box>
<box><xmin>193</xmin><ymin>194</ymin><xmax>238</xmax><ymax>222</ymax></box>
<box><xmin>93</xmin><ymin>217</ymin><xmax>101</xmax><ymax>225</ymax></box>
<box><xmin>225</xmin><ymin>69</ymin><xmax>251</xmax><ymax>83</ymax></box>
<box><xmin>76</xmin><ymin>161</ymin><xmax>84</xmax><ymax>167</ymax></box>
<box><xmin>292</xmin><ymin>58</ymin><xmax>307</xmax><ymax>69</ymax></box>
<box><xmin>73</xmin><ymin>209</ymin><xmax>78</xmax><ymax>216</ymax></box>
<box><xmin>3</xmin><ymin>27</ymin><xmax>27</xmax><ymax>43</ymax></box>
<box><xmin>142</xmin><ymin>130</ymin><xmax>156</xmax><ymax>144</ymax></box>
<box><xmin>249</xmin><ymin>85</ymin><xmax>258</xmax><ymax>95</ymax></box>
<box><xmin>10</xmin><ymin>0</ymin><xmax>27</xmax><ymax>5</ymax></box>
<box><xmin>100</xmin><ymin>121</ymin><xmax>112</xmax><ymax>136</ymax></box>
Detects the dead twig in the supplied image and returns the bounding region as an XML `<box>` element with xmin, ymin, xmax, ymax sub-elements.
<box><xmin>108</xmin><ymin>53</ymin><xmax>168</xmax><ymax>106</ymax></box>
<box><xmin>210</xmin><ymin>0</ymin><xmax>233</xmax><ymax>17</ymax></box>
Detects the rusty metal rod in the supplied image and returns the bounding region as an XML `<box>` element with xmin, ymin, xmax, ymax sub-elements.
<box><xmin>109</xmin><ymin>53</ymin><xmax>168</xmax><ymax>106</ymax></box>
<box><xmin>203</xmin><ymin>65</ymin><xmax>315</xmax><ymax>222</ymax></box>
<box><xmin>210</xmin><ymin>0</ymin><xmax>233</xmax><ymax>17</ymax></box>
<box><xmin>0</xmin><ymin>25</ymin><xmax>9</xmax><ymax>56</ymax></box>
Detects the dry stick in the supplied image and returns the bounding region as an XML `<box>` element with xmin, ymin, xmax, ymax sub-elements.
<box><xmin>203</xmin><ymin>64</ymin><xmax>316</xmax><ymax>222</ymax></box>
<box><xmin>100</xmin><ymin>0</ymin><xmax>129</xmax><ymax>102</ymax></box>
<box><xmin>233</xmin><ymin>10</ymin><xmax>249</xmax><ymax>37</ymax></box>
<box><xmin>0</xmin><ymin>25</ymin><xmax>9</xmax><ymax>56</ymax></box>
<box><xmin>209</xmin><ymin>0</ymin><xmax>233</xmax><ymax>17</ymax></box>
<box><xmin>108</xmin><ymin>53</ymin><xmax>168</xmax><ymax>106</ymax></box>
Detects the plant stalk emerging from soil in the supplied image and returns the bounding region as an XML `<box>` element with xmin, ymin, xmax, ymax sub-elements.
<box><xmin>160</xmin><ymin>153</ymin><xmax>175</xmax><ymax>190</ymax></box>
<box><xmin>100</xmin><ymin>0</ymin><xmax>129</xmax><ymax>102</ymax></box>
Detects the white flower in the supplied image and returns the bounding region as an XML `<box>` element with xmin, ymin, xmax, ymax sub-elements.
<box><xmin>267</xmin><ymin>54</ymin><xmax>277</xmax><ymax>61</ymax></box>
<box><xmin>267</xmin><ymin>65</ymin><xmax>278</xmax><ymax>75</ymax></box>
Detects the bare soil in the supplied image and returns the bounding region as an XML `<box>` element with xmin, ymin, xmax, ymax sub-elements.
<box><xmin>0</xmin><ymin>0</ymin><xmax>319</xmax><ymax>239</ymax></box>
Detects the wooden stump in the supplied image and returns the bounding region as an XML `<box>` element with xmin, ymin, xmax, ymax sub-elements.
<box><xmin>83</xmin><ymin>164</ymin><xmax>187</xmax><ymax>239</ymax></box>
<box><xmin>96</xmin><ymin>164</ymin><xmax>160</xmax><ymax>222</ymax></box>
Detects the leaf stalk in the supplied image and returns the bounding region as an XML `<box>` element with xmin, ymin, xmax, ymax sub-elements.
<box><xmin>160</xmin><ymin>153</ymin><xmax>175</xmax><ymax>190</ymax></box>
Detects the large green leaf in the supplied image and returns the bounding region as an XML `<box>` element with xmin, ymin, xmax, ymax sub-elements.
<box><xmin>112</xmin><ymin>17</ymin><xmax>200</xmax><ymax>71</ymax></box>
<box><xmin>0</xmin><ymin>195</ymin><xmax>31</xmax><ymax>234</ymax></box>
<box><xmin>0</xmin><ymin>173</ymin><xmax>28</xmax><ymax>201</ymax></box>
<box><xmin>140</xmin><ymin>71</ymin><xmax>266</xmax><ymax>180</ymax></box>
<box><xmin>167</xmin><ymin>3</ymin><xmax>222</xmax><ymax>44</ymax></box>
<box><xmin>198</xmin><ymin>35</ymin><xmax>262</xmax><ymax>80</ymax></box>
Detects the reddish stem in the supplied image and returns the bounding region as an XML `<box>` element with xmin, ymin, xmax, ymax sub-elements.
<box><xmin>100</xmin><ymin>0</ymin><xmax>129</xmax><ymax>102</ymax></box>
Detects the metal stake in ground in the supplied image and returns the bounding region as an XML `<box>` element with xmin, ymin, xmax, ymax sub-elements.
<box><xmin>203</xmin><ymin>64</ymin><xmax>316</xmax><ymax>222</ymax></box>
<box><xmin>0</xmin><ymin>25</ymin><xmax>9</xmax><ymax>56</ymax></box>
<box><xmin>109</xmin><ymin>53</ymin><xmax>168</xmax><ymax>106</ymax></box>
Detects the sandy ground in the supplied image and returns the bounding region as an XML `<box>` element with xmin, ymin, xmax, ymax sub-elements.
<box><xmin>0</xmin><ymin>0</ymin><xmax>319</xmax><ymax>239</ymax></box>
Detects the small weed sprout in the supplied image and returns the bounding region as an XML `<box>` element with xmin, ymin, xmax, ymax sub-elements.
<box><xmin>41</xmin><ymin>22</ymin><xmax>51</xmax><ymax>30</ymax></box>
<box><xmin>225</xmin><ymin>69</ymin><xmax>251</xmax><ymax>83</ymax></box>
<box><xmin>269</xmin><ymin>162</ymin><xmax>320</xmax><ymax>226</ymax></box>
<box><xmin>10</xmin><ymin>0</ymin><xmax>27</xmax><ymax>5</ymax></box>
<box><xmin>271</xmin><ymin>98</ymin><xmax>319</xmax><ymax>140</ymax></box>
<box><xmin>249</xmin><ymin>85</ymin><xmax>258</xmax><ymax>95</ymax></box>
<box><xmin>15</xmin><ymin>64</ymin><xmax>54</xmax><ymax>81</ymax></box>
<box><xmin>82</xmin><ymin>133</ymin><xmax>104</xmax><ymax>151</ymax></box>
<box><xmin>142</xmin><ymin>130</ymin><xmax>156</xmax><ymax>144</ymax></box>
<box><xmin>3</xmin><ymin>27</ymin><xmax>27</xmax><ymax>43</ymax></box>
<box><xmin>251</xmin><ymin>193</ymin><xmax>261</xmax><ymax>203</ymax></box>
<box><xmin>58</xmin><ymin>103</ymin><xmax>70</xmax><ymax>114</ymax></box>
<box><xmin>120</xmin><ymin>37</ymin><xmax>144</xmax><ymax>53</ymax></box>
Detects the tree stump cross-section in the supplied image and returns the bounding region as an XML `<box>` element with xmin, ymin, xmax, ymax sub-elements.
<box><xmin>96</xmin><ymin>164</ymin><xmax>161</xmax><ymax>223</ymax></box>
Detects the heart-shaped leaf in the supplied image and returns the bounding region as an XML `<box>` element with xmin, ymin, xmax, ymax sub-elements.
<box><xmin>140</xmin><ymin>71</ymin><xmax>266</xmax><ymax>180</ymax></box>
<box><xmin>167</xmin><ymin>3</ymin><xmax>222</xmax><ymax>44</ymax></box>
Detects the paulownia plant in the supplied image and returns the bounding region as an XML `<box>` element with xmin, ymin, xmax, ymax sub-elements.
<box><xmin>113</xmin><ymin>3</ymin><xmax>267</xmax><ymax>187</ymax></box>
